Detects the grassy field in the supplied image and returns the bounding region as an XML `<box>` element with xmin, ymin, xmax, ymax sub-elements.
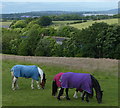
<box><xmin>70</xmin><ymin>18</ymin><xmax>118</xmax><ymax>29</ymax></box>
<box><xmin>2</xmin><ymin>59</ymin><xmax>118</xmax><ymax>106</ymax></box>
<box><xmin>0</xmin><ymin>22</ymin><xmax>12</xmax><ymax>28</ymax></box>
<box><xmin>52</xmin><ymin>18</ymin><xmax>119</xmax><ymax>29</ymax></box>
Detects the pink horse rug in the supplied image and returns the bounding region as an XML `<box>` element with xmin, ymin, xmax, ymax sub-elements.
<box><xmin>53</xmin><ymin>72</ymin><xmax>64</xmax><ymax>87</ymax></box>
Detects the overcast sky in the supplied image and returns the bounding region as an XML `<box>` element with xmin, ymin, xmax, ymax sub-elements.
<box><xmin>1</xmin><ymin>0</ymin><xmax>120</xmax><ymax>2</ymax></box>
<box><xmin>1</xmin><ymin>0</ymin><xmax>119</xmax><ymax>13</ymax></box>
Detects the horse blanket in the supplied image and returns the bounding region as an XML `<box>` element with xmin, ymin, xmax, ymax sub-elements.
<box><xmin>11</xmin><ymin>65</ymin><xmax>40</xmax><ymax>81</ymax></box>
<box><xmin>61</xmin><ymin>72</ymin><xmax>92</xmax><ymax>94</ymax></box>
<box><xmin>53</xmin><ymin>72</ymin><xmax>64</xmax><ymax>87</ymax></box>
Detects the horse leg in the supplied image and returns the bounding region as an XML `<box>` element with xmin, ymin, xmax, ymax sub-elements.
<box><xmin>65</xmin><ymin>88</ymin><xmax>70</xmax><ymax>100</ymax></box>
<box><xmin>36</xmin><ymin>81</ymin><xmax>40</xmax><ymax>89</ymax></box>
<box><xmin>81</xmin><ymin>91</ymin><xmax>86</xmax><ymax>101</ymax></box>
<box><xmin>89</xmin><ymin>88</ymin><xmax>94</xmax><ymax>98</ymax></box>
<box><xmin>12</xmin><ymin>76</ymin><xmax>17</xmax><ymax>90</ymax></box>
<box><xmin>57</xmin><ymin>88</ymin><xmax>64</xmax><ymax>100</ymax></box>
<box><xmin>15</xmin><ymin>78</ymin><xmax>19</xmax><ymax>89</ymax></box>
<box><xmin>31</xmin><ymin>79</ymin><xmax>34</xmax><ymax>89</ymax></box>
<box><xmin>73</xmin><ymin>89</ymin><xmax>78</xmax><ymax>98</ymax></box>
<box><xmin>85</xmin><ymin>92</ymin><xmax>89</xmax><ymax>103</ymax></box>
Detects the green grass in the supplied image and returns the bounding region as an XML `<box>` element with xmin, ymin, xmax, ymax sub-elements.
<box><xmin>2</xmin><ymin>59</ymin><xmax>118</xmax><ymax>106</ymax></box>
<box><xmin>70</xmin><ymin>18</ymin><xmax>118</xmax><ymax>29</ymax></box>
<box><xmin>52</xmin><ymin>18</ymin><xmax>119</xmax><ymax>30</ymax></box>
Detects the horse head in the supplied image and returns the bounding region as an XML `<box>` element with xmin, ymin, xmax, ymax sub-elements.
<box><xmin>96</xmin><ymin>90</ymin><xmax>103</xmax><ymax>103</ymax></box>
<box><xmin>40</xmin><ymin>73</ymin><xmax>46</xmax><ymax>89</ymax></box>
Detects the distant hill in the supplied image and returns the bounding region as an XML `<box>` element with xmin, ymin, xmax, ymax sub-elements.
<box><xmin>95</xmin><ymin>8</ymin><xmax>120</xmax><ymax>14</ymax></box>
<box><xmin>1</xmin><ymin>8</ymin><xmax>119</xmax><ymax>19</ymax></box>
<box><xmin>1</xmin><ymin>11</ymin><xmax>83</xmax><ymax>19</ymax></box>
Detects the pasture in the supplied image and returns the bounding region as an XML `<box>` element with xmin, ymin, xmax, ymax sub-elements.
<box><xmin>2</xmin><ymin>59</ymin><xmax>118</xmax><ymax>106</ymax></box>
<box><xmin>0</xmin><ymin>22</ymin><xmax>12</xmax><ymax>28</ymax></box>
<box><xmin>52</xmin><ymin>18</ymin><xmax>119</xmax><ymax>29</ymax></box>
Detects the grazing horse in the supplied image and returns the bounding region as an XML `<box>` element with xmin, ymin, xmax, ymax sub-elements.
<box><xmin>52</xmin><ymin>72</ymin><xmax>103</xmax><ymax>103</ymax></box>
<box><xmin>11</xmin><ymin>65</ymin><xmax>46</xmax><ymax>90</ymax></box>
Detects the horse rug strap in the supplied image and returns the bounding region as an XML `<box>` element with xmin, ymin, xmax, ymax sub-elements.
<box><xmin>11</xmin><ymin>65</ymin><xmax>40</xmax><ymax>81</ymax></box>
<box><xmin>53</xmin><ymin>72</ymin><xmax>64</xmax><ymax>87</ymax></box>
<box><xmin>61</xmin><ymin>72</ymin><xmax>92</xmax><ymax>94</ymax></box>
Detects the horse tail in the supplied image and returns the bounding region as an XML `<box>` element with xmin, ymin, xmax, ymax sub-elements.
<box><xmin>52</xmin><ymin>81</ymin><xmax>58</xmax><ymax>96</ymax></box>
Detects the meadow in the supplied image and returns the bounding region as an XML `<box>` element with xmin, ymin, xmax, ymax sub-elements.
<box><xmin>2</xmin><ymin>59</ymin><xmax>118</xmax><ymax>106</ymax></box>
<box><xmin>52</xmin><ymin>18</ymin><xmax>119</xmax><ymax>29</ymax></box>
<box><xmin>0</xmin><ymin>22</ymin><xmax>12</xmax><ymax>28</ymax></box>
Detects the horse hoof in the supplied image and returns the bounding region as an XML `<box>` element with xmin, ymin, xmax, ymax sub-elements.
<box><xmin>57</xmin><ymin>97</ymin><xmax>61</xmax><ymax>101</ymax></box>
<box><xmin>86</xmin><ymin>100</ymin><xmax>89</xmax><ymax>103</ymax></box>
<box><xmin>73</xmin><ymin>95</ymin><xmax>78</xmax><ymax>98</ymax></box>
<box><xmin>12</xmin><ymin>88</ymin><xmax>16</xmax><ymax>91</ymax></box>
<box><xmin>82</xmin><ymin>100</ymin><xmax>84</xmax><ymax>102</ymax></box>
<box><xmin>66</xmin><ymin>98</ymin><xmax>70</xmax><ymax>100</ymax></box>
<box><xmin>16</xmin><ymin>87</ymin><xmax>20</xmax><ymax>90</ymax></box>
<box><xmin>61</xmin><ymin>96</ymin><xmax>65</xmax><ymax>99</ymax></box>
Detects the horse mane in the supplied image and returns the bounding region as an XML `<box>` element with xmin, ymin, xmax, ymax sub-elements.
<box><xmin>43</xmin><ymin>73</ymin><xmax>46</xmax><ymax>82</ymax></box>
<box><xmin>91</xmin><ymin>75</ymin><xmax>101</xmax><ymax>92</ymax></box>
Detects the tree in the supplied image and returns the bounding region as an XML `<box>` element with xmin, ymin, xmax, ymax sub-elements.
<box><xmin>2</xmin><ymin>28</ymin><xmax>21</xmax><ymax>54</ymax></box>
<box><xmin>77</xmin><ymin>22</ymin><xmax>109</xmax><ymax>58</ymax></box>
<box><xmin>35</xmin><ymin>37</ymin><xmax>56</xmax><ymax>56</ymax></box>
<box><xmin>24</xmin><ymin>24</ymin><xmax>41</xmax><ymax>56</ymax></box>
<box><xmin>57</xmin><ymin>26</ymin><xmax>78</xmax><ymax>37</ymax></box>
<box><xmin>11</xmin><ymin>20</ymin><xmax>27</xmax><ymax>28</ymax></box>
<box><xmin>18</xmin><ymin>39</ymin><xmax>29</xmax><ymax>56</ymax></box>
<box><xmin>101</xmin><ymin>25</ymin><xmax>120</xmax><ymax>59</ymax></box>
<box><xmin>37</xmin><ymin>16</ymin><xmax>52</xmax><ymax>26</ymax></box>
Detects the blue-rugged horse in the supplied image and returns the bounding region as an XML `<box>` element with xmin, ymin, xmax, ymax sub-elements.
<box><xmin>11</xmin><ymin>65</ymin><xmax>46</xmax><ymax>90</ymax></box>
<box><xmin>52</xmin><ymin>72</ymin><xmax>103</xmax><ymax>103</ymax></box>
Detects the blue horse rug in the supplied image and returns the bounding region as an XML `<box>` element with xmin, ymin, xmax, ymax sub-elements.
<box><xmin>11</xmin><ymin>65</ymin><xmax>40</xmax><ymax>81</ymax></box>
<box><xmin>61</xmin><ymin>72</ymin><xmax>92</xmax><ymax>94</ymax></box>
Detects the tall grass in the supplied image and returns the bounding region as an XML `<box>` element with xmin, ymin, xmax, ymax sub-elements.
<box><xmin>2</xmin><ymin>59</ymin><xmax>118</xmax><ymax>106</ymax></box>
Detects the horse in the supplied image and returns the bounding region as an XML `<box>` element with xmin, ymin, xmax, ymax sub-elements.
<box><xmin>52</xmin><ymin>72</ymin><xmax>103</xmax><ymax>103</ymax></box>
<box><xmin>11</xmin><ymin>65</ymin><xmax>46</xmax><ymax>90</ymax></box>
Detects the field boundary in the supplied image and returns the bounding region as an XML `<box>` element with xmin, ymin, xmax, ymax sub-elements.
<box><xmin>2</xmin><ymin>54</ymin><xmax>119</xmax><ymax>76</ymax></box>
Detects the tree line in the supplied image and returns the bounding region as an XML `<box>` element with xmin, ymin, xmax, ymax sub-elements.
<box><xmin>1</xmin><ymin>13</ymin><xmax>120</xmax><ymax>21</ymax></box>
<box><xmin>2</xmin><ymin>16</ymin><xmax>120</xmax><ymax>59</ymax></box>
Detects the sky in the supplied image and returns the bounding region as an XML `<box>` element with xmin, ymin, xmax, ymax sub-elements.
<box><xmin>1</xmin><ymin>0</ymin><xmax>120</xmax><ymax>2</ymax></box>
<box><xmin>1</xmin><ymin>0</ymin><xmax>120</xmax><ymax>13</ymax></box>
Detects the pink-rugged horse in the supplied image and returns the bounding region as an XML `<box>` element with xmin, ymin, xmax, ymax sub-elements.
<box><xmin>52</xmin><ymin>72</ymin><xmax>103</xmax><ymax>103</ymax></box>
